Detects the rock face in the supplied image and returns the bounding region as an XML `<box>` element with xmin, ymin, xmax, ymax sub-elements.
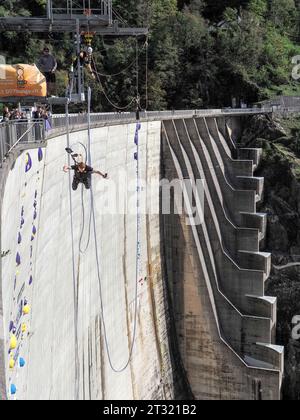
<box><xmin>240</xmin><ymin>114</ymin><xmax>300</xmax><ymax>400</ymax></box>
<box><xmin>241</xmin><ymin>115</ymin><xmax>287</xmax><ymax>146</ymax></box>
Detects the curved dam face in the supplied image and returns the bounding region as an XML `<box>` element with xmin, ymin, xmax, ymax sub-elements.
<box><xmin>0</xmin><ymin>121</ymin><xmax>179</xmax><ymax>400</ymax></box>
<box><xmin>0</xmin><ymin>115</ymin><xmax>284</xmax><ymax>400</ymax></box>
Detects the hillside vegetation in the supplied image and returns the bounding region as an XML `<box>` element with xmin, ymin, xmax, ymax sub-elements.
<box><xmin>1</xmin><ymin>0</ymin><xmax>300</xmax><ymax>110</ymax></box>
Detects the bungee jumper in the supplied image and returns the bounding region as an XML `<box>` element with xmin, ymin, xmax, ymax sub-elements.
<box><xmin>71</xmin><ymin>49</ymin><xmax>96</xmax><ymax>80</ymax></box>
<box><xmin>63</xmin><ymin>148</ymin><xmax>108</xmax><ymax>191</ymax></box>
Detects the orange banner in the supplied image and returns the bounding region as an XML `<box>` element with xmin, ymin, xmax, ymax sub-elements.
<box><xmin>0</xmin><ymin>64</ymin><xmax>47</xmax><ymax>99</ymax></box>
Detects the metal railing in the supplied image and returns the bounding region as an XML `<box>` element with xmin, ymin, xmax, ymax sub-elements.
<box><xmin>0</xmin><ymin>107</ymin><xmax>276</xmax><ymax>166</ymax></box>
<box><xmin>50</xmin><ymin>0</ymin><xmax>112</xmax><ymax>20</ymax></box>
<box><xmin>50</xmin><ymin>107</ymin><xmax>273</xmax><ymax>136</ymax></box>
<box><xmin>0</xmin><ymin>120</ymin><xmax>45</xmax><ymax>167</ymax></box>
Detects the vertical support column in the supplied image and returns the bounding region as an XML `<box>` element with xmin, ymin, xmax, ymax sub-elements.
<box><xmin>76</xmin><ymin>18</ymin><xmax>83</xmax><ymax>101</ymax></box>
<box><xmin>108</xmin><ymin>0</ymin><xmax>113</xmax><ymax>25</ymax></box>
<box><xmin>87</xmin><ymin>86</ymin><xmax>92</xmax><ymax>165</ymax></box>
<box><xmin>47</xmin><ymin>0</ymin><xmax>53</xmax><ymax>20</ymax></box>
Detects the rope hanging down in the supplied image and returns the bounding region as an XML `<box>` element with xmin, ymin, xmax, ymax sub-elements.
<box><xmin>66</xmin><ymin>139</ymin><xmax>92</xmax><ymax>255</ymax></box>
<box><xmin>92</xmin><ymin>56</ymin><xmax>137</xmax><ymax>111</ymax></box>
<box><xmin>87</xmin><ymin>88</ymin><xmax>141</xmax><ymax>372</ymax></box>
<box><xmin>66</xmin><ymin>104</ymin><xmax>80</xmax><ymax>400</ymax></box>
<box><xmin>78</xmin><ymin>89</ymin><xmax>93</xmax><ymax>255</ymax></box>
<box><xmin>92</xmin><ymin>39</ymin><xmax>148</xmax><ymax>78</ymax></box>
<box><xmin>91</xmin><ymin>36</ymin><xmax>145</xmax><ymax>111</ymax></box>
<box><xmin>76</xmin><ymin>141</ymin><xmax>92</xmax><ymax>255</ymax></box>
<box><xmin>66</xmin><ymin>86</ymin><xmax>141</xmax><ymax>373</ymax></box>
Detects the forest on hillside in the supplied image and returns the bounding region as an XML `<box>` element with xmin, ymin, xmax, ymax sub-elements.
<box><xmin>1</xmin><ymin>0</ymin><xmax>300</xmax><ymax>111</ymax></box>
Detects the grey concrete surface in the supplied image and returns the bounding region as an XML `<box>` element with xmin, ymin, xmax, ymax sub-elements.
<box><xmin>1</xmin><ymin>121</ymin><xmax>180</xmax><ymax>400</ymax></box>
<box><xmin>161</xmin><ymin>118</ymin><xmax>283</xmax><ymax>400</ymax></box>
<box><xmin>0</xmin><ymin>115</ymin><xmax>284</xmax><ymax>400</ymax></box>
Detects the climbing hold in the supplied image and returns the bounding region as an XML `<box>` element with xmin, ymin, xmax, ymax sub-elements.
<box><xmin>10</xmin><ymin>335</ymin><xmax>17</xmax><ymax>350</ymax></box>
<box><xmin>29</xmin><ymin>276</ymin><xmax>33</xmax><ymax>286</ymax></box>
<box><xmin>20</xmin><ymin>217</ymin><xmax>25</xmax><ymax>228</ymax></box>
<box><xmin>35</xmin><ymin>190</ymin><xmax>38</xmax><ymax>199</ymax></box>
<box><xmin>32</xmin><ymin>226</ymin><xmax>37</xmax><ymax>236</ymax></box>
<box><xmin>134</xmin><ymin>152</ymin><xmax>138</xmax><ymax>161</ymax></box>
<box><xmin>16</xmin><ymin>253</ymin><xmax>21</xmax><ymax>266</ymax></box>
<box><xmin>25</xmin><ymin>153</ymin><xmax>32</xmax><ymax>173</ymax></box>
<box><xmin>17</xmin><ymin>233</ymin><xmax>22</xmax><ymax>245</ymax></box>
<box><xmin>10</xmin><ymin>384</ymin><xmax>17</xmax><ymax>395</ymax></box>
<box><xmin>33</xmin><ymin>201</ymin><xmax>37</xmax><ymax>209</ymax></box>
<box><xmin>19</xmin><ymin>358</ymin><xmax>25</xmax><ymax>368</ymax></box>
<box><xmin>134</xmin><ymin>123</ymin><xmax>141</xmax><ymax>145</ymax></box>
<box><xmin>21</xmin><ymin>206</ymin><xmax>24</xmax><ymax>217</ymax></box>
<box><xmin>33</xmin><ymin>211</ymin><xmax>37</xmax><ymax>220</ymax></box>
<box><xmin>21</xmin><ymin>324</ymin><xmax>27</xmax><ymax>334</ymax></box>
<box><xmin>9</xmin><ymin>358</ymin><xmax>15</xmax><ymax>369</ymax></box>
<box><xmin>23</xmin><ymin>305</ymin><xmax>30</xmax><ymax>315</ymax></box>
<box><xmin>38</xmin><ymin>148</ymin><xmax>43</xmax><ymax>162</ymax></box>
<box><xmin>9</xmin><ymin>321</ymin><xmax>14</xmax><ymax>333</ymax></box>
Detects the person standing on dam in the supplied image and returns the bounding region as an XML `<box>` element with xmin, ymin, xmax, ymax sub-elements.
<box><xmin>37</xmin><ymin>47</ymin><xmax>57</xmax><ymax>96</ymax></box>
<box><xmin>63</xmin><ymin>161</ymin><xmax>108</xmax><ymax>191</ymax></box>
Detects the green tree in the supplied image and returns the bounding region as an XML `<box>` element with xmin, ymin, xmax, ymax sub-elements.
<box><xmin>269</xmin><ymin>0</ymin><xmax>297</xmax><ymax>35</ymax></box>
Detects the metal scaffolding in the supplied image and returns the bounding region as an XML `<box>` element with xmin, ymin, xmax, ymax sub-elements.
<box><xmin>0</xmin><ymin>0</ymin><xmax>148</xmax><ymax>104</ymax></box>
<box><xmin>0</xmin><ymin>0</ymin><xmax>147</xmax><ymax>36</ymax></box>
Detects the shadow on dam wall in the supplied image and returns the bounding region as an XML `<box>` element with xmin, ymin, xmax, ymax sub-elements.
<box><xmin>0</xmin><ymin>116</ymin><xmax>283</xmax><ymax>400</ymax></box>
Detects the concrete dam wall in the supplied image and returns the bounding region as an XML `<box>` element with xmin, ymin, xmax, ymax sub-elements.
<box><xmin>0</xmin><ymin>115</ymin><xmax>284</xmax><ymax>400</ymax></box>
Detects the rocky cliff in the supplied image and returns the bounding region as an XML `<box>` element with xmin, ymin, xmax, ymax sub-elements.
<box><xmin>240</xmin><ymin>113</ymin><xmax>300</xmax><ymax>400</ymax></box>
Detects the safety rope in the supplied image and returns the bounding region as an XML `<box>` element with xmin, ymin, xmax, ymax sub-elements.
<box><xmin>91</xmin><ymin>36</ymin><xmax>144</xmax><ymax>111</ymax></box>
<box><xmin>87</xmin><ymin>88</ymin><xmax>140</xmax><ymax>372</ymax></box>
<box><xmin>66</xmin><ymin>86</ymin><xmax>140</xmax><ymax>374</ymax></box>
<box><xmin>92</xmin><ymin>56</ymin><xmax>137</xmax><ymax>110</ymax></box>
<box><xmin>66</xmin><ymin>105</ymin><xmax>80</xmax><ymax>400</ymax></box>
<box><xmin>79</xmin><ymin>185</ymin><xmax>92</xmax><ymax>254</ymax></box>
<box><xmin>92</xmin><ymin>40</ymin><xmax>148</xmax><ymax>78</ymax></box>
<box><xmin>79</xmin><ymin>89</ymin><xmax>93</xmax><ymax>255</ymax></box>
<box><xmin>145</xmin><ymin>36</ymin><xmax>149</xmax><ymax>110</ymax></box>
<box><xmin>136</xmin><ymin>37</ymin><xmax>140</xmax><ymax>103</ymax></box>
<box><xmin>67</xmin><ymin>139</ymin><xmax>93</xmax><ymax>255</ymax></box>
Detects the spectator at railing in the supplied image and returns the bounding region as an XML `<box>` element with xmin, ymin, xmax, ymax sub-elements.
<box><xmin>32</xmin><ymin>106</ymin><xmax>43</xmax><ymax>120</ymax></box>
<box><xmin>7</xmin><ymin>108</ymin><xmax>28</xmax><ymax>122</ymax></box>
<box><xmin>42</xmin><ymin>108</ymin><xmax>52</xmax><ymax>132</ymax></box>
<box><xmin>1</xmin><ymin>106</ymin><xmax>11</xmax><ymax>122</ymax></box>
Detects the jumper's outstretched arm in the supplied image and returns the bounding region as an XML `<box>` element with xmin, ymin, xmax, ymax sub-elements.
<box><xmin>93</xmin><ymin>170</ymin><xmax>108</xmax><ymax>179</ymax></box>
<box><xmin>63</xmin><ymin>165</ymin><xmax>71</xmax><ymax>173</ymax></box>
